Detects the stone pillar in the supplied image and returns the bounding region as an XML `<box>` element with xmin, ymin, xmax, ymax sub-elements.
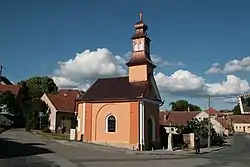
<box><xmin>167</xmin><ymin>130</ymin><xmax>173</xmax><ymax>151</ymax></box>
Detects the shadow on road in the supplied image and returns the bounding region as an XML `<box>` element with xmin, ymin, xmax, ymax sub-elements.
<box><xmin>0</xmin><ymin>138</ymin><xmax>53</xmax><ymax>159</ymax></box>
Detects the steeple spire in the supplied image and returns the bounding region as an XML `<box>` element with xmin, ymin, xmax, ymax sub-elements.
<box><xmin>139</xmin><ymin>12</ymin><xmax>143</xmax><ymax>22</ymax></box>
<box><xmin>126</xmin><ymin>13</ymin><xmax>156</xmax><ymax>83</ymax></box>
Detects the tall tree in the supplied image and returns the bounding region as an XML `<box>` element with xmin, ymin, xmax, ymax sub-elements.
<box><xmin>169</xmin><ymin>100</ymin><xmax>201</xmax><ymax>111</ymax></box>
<box><xmin>18</xmin><ymin>76</ymin><xmax>58</xmax><ymax>99</ymax></box>
<box><xmin>232</xmin><ymin>104</ymin><xmax>241</xmax><ymax>115</ymax></box>
<box><xmin>176</xmin><ymin>118</ymin><xmax>216</xmax><ymax>138</ymax></box>
<box><xmin>25</xmin><ymin>99</ymin><xmax>49</xmax><ymax>130</ymax></box>
<box><xmin>17</xmin><ymin>76</ymin><xmax>57</xmax><ymax>130</ymax></box>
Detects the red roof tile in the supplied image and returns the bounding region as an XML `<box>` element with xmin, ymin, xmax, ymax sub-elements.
<box><xmin>215</xmin><ymin>118</ymin><xmax>229</xmax><ymax>129</ymax></box>
<box><xmin>231</xmin><ymin>115</ymin><xmax>250</xmax><ymax>124</ymax></box>
<box><xmin>160</xmin><ymin>111</ymin><xmax>200</xmax><ymax>126</ymax></box>
<box><xmin>80</xmin><ymin>76</ymin><xmax>151</xmax><ymax>101</ymax></box>
<box><xmin>0</xmin><ymin>85</ymin><xmax>21</xmax><ymax>97</ymax></box>
<box><xmin>46</xmin><ymin>89</ymin><xmax>84</xmax><ymax>113</ymax></box>
<box><xmin>205</xmin><ymin>108</ymin><xmax>223</xmax><ymax>116</ymax></box>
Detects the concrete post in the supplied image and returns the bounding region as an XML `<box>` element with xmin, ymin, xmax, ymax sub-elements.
<box><xmin>167</xmin><ymin>130</ymin><xmax>173</xmax><ymax>151</ymax></box>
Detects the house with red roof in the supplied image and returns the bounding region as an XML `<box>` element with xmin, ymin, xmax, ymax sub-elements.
<box><xmin>41</xmin><ymin>89</ymin><xmax>84</xmax><ymax>133</ymax></box>
<box><xmin>160</xmin><ymin>110</ymin><xmax>229</xmax><ymax>136</ymax></box>
<box><xmin>231</xmin><ymin>115</ymin><xmax>250</xmax><ymax>133</ymax></box>
<box><xmin>0</xmin><ymin>84</ymin><xmax>21</xmax><ymax>98</ymax></box>
<box><xmin>205</xmin><ymin>108</ymin><xmax>225</xmax><ymax>118</ymax></box>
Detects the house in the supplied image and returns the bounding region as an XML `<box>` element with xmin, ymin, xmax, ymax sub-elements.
<box><xmin>231</xmin><ymin>115</ymin><xmax>250</xmax><ymax>133</ymax></box>
<box><xmin>0</xmin><ymin>84</ymin><xmax>21</xmax><ymax>98</ymax></box>
<box><xmin>75</xmin><ymin>13</ymin><xmax>163</xmax><ymax>150</ymax></box>
<box><xmin>205</xmin><ymin>108</ymin><xmax>225</xmax><ymax>118</ymax></box>
<box><xmin>160</xmin><ymin>110</ymin><xmax>229</xmax><ymax>136</ymax></box>
<box><xmin>0</xmin><ymin>76</ymin><xmax>13</xmax><ymax>85</ymax></box>
<box><xmin>159</xmin><ymin>111</ymin><xmax>200</xmax><ymax>134</ymax></box>
<box><xmin>41</xmin><ymin>89</ymin><xmax>84</xmax><ymax>133</ymax></box>
<box><xmin>195</xmin><ymin>111</ymin><xmax>228</xmax><ymax>136</ymax></box>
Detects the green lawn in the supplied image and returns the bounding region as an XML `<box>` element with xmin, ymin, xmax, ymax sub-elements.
<box><xmin>34</xmin><ymin>130</ymin><xmax>69</xmax><ymax>141</ymax></box>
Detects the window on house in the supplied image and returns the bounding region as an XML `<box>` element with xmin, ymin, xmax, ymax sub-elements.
<box><xmin>107</xmin><ymin>115</ymin><xmax>116</xmax><ymax>132</ymax></box>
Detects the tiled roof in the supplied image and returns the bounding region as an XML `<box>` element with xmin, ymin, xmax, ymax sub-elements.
<box><xmin>0</xmin><ymin>85</ymin><xmax>21</xmax><ymax>97</ymax></box>
<box><xmin>80</xmin><ymin>76</ymin><xmax>150</xmax><ymax>101</ymax></box>
<box><xmin>215</xmin><ymin>118</ymin><xmax>229</xmax><ymax>129</ymax></box>
<box><xmin>231</xmin><ymin>115</ymin><xmax>250</xmax><ymax>124</ymax></box>
<box><xmin>46</xmin><ymin>89</ymin><xmax>84</xmax><ymax>113</ymax></box>
<box><xmin>205</xmin><ymin>108</ymin><xmax>223</xmax><ymax>116</ymax></box>
<box><xmin>160</xmin><ymin>111</ymin><xmax>200</xmax><ymax>126</ymax></box>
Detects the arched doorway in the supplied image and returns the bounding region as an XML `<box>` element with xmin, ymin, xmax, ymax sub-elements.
<box><xmin>147</xmin><ymin>116</ymin><xmax>156</xmax><ymax>150</ymax></box>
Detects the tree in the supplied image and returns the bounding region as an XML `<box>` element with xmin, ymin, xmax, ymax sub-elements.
<box><xmin>169</xmin><ymin>100</ymin><xmax>201</xmax><ymax>111</ymax></box>
<box><xmin>17</xmin><ymin>76</ymin><xmax>57</xmax><ymax>130</ymax></box>
<box><xmin>176</xmin><ymin>118</ymin><xmax>216</xmax><ymax>138</ymax></box>
<box><xmin>18</xmin><ymin>76</ymin><xmax>58</xmax><ymax>99</ymax></box>
<box><xmin>0</xmin><ymin>91</ymin><xmax>20</xmax><ymax>115</ymax></box>
<box><xmin>0</xmin><ymin>91</ymin><xmax>24</xmax><ymax>127</ymax></box>
<box><xmin>232</xmin><ymin>104</ymin><xmax>241</xmax><ymax>115</ymax></box>
<box><xmin>25</xmin><ymin>99</ymin><xmax>49</xmax><ymax>130</ymax></box>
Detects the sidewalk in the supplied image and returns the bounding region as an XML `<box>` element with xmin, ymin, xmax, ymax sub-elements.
<box><xmin>133</xmin><ymin>145</ymin><xmax>229</xmax><ymax>156</ymax></box>
<box><xmin>52</xmin><ymin>139</ymin><xmax>229</xmax><ymax>156</ymax></box>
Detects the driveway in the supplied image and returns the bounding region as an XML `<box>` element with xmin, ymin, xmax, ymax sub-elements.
<box><xmin>0</xmin><ymin>129</ymin><xmax>250</xmax><ymax>167</ymax></box>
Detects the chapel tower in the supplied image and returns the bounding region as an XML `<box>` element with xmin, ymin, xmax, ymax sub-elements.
<box><xmin>126</xmin><ymin>12</ymin><xmax>156</xmax><ymax>82</ymax></box>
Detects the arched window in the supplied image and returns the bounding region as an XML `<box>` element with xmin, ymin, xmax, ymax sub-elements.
<box><xmin>106</xmin><ymin>115</ymin><xmax>116</xmax><ymax>132</ymax></box>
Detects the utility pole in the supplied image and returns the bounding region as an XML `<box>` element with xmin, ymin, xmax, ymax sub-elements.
<box><xmin>208</xmin><ymin>95</ymin><xmax>211</xmax><ymax>148</ymax></box>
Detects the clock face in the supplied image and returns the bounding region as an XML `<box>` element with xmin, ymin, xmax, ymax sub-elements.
<box><xmin>133</xmin><ymin>43</ymin><xmax>139</xmax><ymax>52</ymax></box>
<box><xmin>139</xmin><ymin>43</ymin><xmax>144</xmax><ymax>51</ymax></box>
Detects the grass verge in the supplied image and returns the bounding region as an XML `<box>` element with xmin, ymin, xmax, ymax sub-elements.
<box><xmin>33</xmin><ymin>130</ymin><xmax>69</xmax><ymax>141</ymax></box>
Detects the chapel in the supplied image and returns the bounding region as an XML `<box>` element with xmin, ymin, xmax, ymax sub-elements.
<box><xmin>76</xmin><ymin>13</ymin><xmax>163</xmax><ymax>150</ymax></box>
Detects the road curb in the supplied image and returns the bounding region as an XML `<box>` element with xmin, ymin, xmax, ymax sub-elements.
<box><xmin>132</xmin><ymin>145</ymin><xmax>229</xmax><ymax>156</ymax></box>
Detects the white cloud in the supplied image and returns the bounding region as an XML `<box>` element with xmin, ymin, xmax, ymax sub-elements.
<box><xmin>155</xmin><ymin>70</ymin><xmax>206</xmax><ymax>95</ymax></box>
<box><xmin>205</xmin><ymin>56</ymin><xmax>250</xmax><ymax>74</ymax></box>
<box><xmin>53</xmin><ymin>48</ymin><xmax>127</xmax><ymax>90</ymax></box>
<box><xmin>151</xmin><ymin>55</ymin><xmax>185</xmax><ymax>67</ymax></box>
<box><xmin>205</xmin><ymin>66</ymin><xmax>221</xmax><ymax>74</ymax></box>
<box><xmin>53</xmin><ymin>48</ymin><xmax>250</xmax><ymax>99</ymax></box>
<box><xmin>154</xmin><ymin>70</ymin><xmax>250</xmax><ymax>97</ymax></box>
<box><xmin>222</xmin><ymin>97</ymin><xmax>238</xmax><ymax>103</ymax></box>
<box><xmin>53</xmin><ymin>48</ymin><xmax>185</xmax><ymax>90</ymax></box>
<box><xmin>52</xmin><ymin>76</ymin><xmax>79</xmax><ymax>88</ymax></box>
<box><xmin>212</xmin><ymin>62</ymin><xmax>220</xmax><ymax>67</ymax></box>
<box><xmin>206</xmin><ymin>75</ymin><xmax>250</xmax><ymax>96</ymax></box>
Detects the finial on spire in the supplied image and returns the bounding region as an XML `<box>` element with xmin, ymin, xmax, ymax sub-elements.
<box><xmin>139</xmin><ymin>12</ymin><xmax>143</xmax><ymax>21</ymax></box>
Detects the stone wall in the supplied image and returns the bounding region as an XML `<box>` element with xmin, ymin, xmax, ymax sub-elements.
<box><xmin>183</xmin><ymin>133</ymin><xmax>208</xmax><ymax>149</ymax></box>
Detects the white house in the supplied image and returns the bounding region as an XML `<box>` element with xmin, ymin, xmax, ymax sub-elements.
<box><xmin>195</xmin><ymin>111</ymin><xmax>229</xmax><ymax>136</ymax></box>
<box><xmin>41</xmin><ymin>89</ymin><xmax>84</xmax><ymax>133</ymax></box>
<box><xmin>160</xmin><ymin>110</ymin><xmax>229</xmax><ymax>136</ymax></box>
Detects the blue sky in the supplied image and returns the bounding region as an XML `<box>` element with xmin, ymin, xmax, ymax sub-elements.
<box><xmin>1</xmin><ymin>0</ymin><xmax>250</xmax><ymax>110</ymax></box>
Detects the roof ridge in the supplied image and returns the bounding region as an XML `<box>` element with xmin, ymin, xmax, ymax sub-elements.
<box><xmin>97</xmin><ymin>76</ymin><xmax>129</xmax><ymax>80</ymax></box>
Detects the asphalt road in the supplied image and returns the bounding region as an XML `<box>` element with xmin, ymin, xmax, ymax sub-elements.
<box><xmin>0</xmin><ymin>129</ymin><xmax>250</xmax><ymax>167</ymax></box>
